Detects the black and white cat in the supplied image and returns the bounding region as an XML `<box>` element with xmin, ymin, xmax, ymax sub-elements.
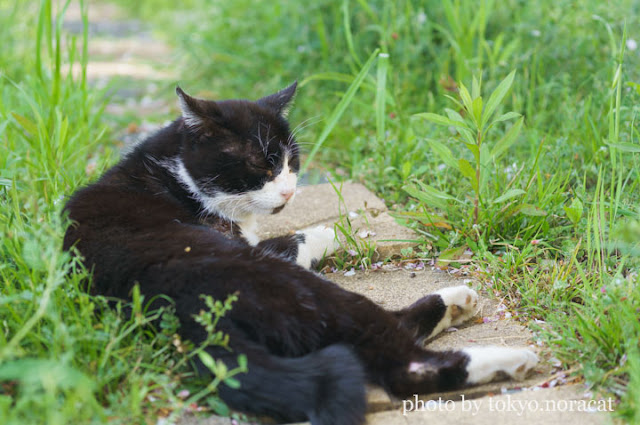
<box><xmin>63</xmin><ymin>83</ymin><xmax>538</xmax><ymax>425</ymax></box>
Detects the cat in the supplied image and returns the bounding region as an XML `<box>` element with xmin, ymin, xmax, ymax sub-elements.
<box><xmin>63</xmin><ymin>82</ymin><xmax>539</xmax><ymax>425</ymax></box>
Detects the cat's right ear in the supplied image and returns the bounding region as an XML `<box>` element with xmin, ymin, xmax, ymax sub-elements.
<box><xmin>257</xmin><ymin>81</ymin><xmax>297</xmax><ymax>117</ymax></box>
<box><xmin>176</xmin><ymin>86</ymin><xmax>220</xmax><ymax>130</ymax></box>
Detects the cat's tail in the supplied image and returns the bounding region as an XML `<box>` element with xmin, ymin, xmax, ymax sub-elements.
<box><xmin>207</xmin><ymin>341</ymin><xmax>367</xmax><ymax>425</ymax></box>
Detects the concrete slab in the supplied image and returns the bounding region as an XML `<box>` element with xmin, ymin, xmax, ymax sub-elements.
<box><xmin>64</xmin><ymin>2</ymin><xmax>175</xmax><ymax>82</ymax></box>
<box><xmin>257</xmin><ymin>183</ymin><xmax>417</xmax><ymax>260</ymax></box>
<box><xmin>399</xmin><ymin>385</ymin><xmax>611</xmax><ymax>425</ymax></box>
<box><xmin>179</xmin><ymin>386</ymin><xmax>611</xmax><ymax>425</ymax></box>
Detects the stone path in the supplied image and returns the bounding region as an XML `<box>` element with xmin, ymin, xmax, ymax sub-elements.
<box><xmin>256</xmin><ymin>183</ymin><xmax>609</xmax><ymax>425</ymax></box>
<box><xmin>178</xmin><ymin>184</ymin><xmax>611</xmax><ymax>425</ymax></box>
<box><xmin>257</xmin><ymin>182</ymin><xmax>416</xmax><ymax>261</ymax></box>
<box><xmin>63</xmin><ymin>0</ymin><xmax>175</xmax><ymax>149</ymax></box>
<box><xmin>62</xmin><ymin>2</ymin><xmax>612</xmax><ymax>424</ymax></box>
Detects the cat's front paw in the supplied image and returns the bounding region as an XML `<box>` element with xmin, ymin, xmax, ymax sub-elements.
<box><xmin>463</xmin><ymin>346</ymin><xmax>539</xmax><ymax>384</ymax></box>
<box><xmin>437</xmin><ymin>286</ymin><xmax>478</xmax><ymax>326</ymax></box>
<box><xmin>295</xmin><ymin>225</ymin><xmax>338</xmax><ymax>269</ymax></box>
<box><xmin>427</xmin><ymin>286</ymin><xmax>478</xmax><ymax>339</ymax></box>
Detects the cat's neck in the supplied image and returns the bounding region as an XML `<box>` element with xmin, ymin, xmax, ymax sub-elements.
<box><xmin>120</xmin><ymin>119</ymin><xmax>257</xmax><ymax>227</ymax></box>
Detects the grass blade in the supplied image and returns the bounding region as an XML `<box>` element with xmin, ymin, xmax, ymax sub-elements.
<box><xmin>481</xmin><ymin>69</ymin><xmax>516</xmax><ymax>128</ymax></box>
<box><xmin>301</xmin><ymin>48</ymin><xmax>380</xmax><ymax>173</ymax></box>
<box><xmin>491</xmin><ymin>116</ymin><xmax>524</xmax><ymax>159</ymax></box>
<box><xmin>375</xmin><ymin>52</ymin><xmax>389</xmax><ymax>144</ymax></box>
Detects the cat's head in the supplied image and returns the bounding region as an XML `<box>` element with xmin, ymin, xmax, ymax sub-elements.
<box><xmin>170</xmin><ymin>83</ymin><xmax>299</xmax><ymax>222</ymax></box>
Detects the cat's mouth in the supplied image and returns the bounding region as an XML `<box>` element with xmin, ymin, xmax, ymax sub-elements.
<box><xmin>271</xmin><ymin>205</ymin><xmax>286</xmax><ymax>214</ymax></box>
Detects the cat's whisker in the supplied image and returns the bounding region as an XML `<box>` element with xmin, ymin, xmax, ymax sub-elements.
<box><xmin>289</xmin><ymin>115</ymin><xmax>322</xmax><ymax>141</ymax></box>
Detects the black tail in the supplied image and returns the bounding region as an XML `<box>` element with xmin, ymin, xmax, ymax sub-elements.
<box><xmin>209</xmin><ymin>341</ymin><xmax>367</xmax><ymax>425</ymax></box>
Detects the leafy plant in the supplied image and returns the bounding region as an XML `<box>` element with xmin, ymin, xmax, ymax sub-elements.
<box><xmin>165</xmin><ymin>293</ymin><xmax>248</xmax><ymax>420</ymax></box>
<box><xmin>411</xmin><ymin>70</ymin><xmax>523</xmax><ymax>226</ymax></box>
<box><xmin>398</xmin><ymin>70</ymin><xmax>561</xmax><ymax>251</ymax></box>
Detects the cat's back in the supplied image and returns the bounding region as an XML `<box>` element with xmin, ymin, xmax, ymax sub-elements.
<box><xmin>65</xmin><ymin>168</ymin><xmax>185</xmax><ymax>229</ymax></box>
<box><xmin>63</xmin><ymin>163</ymin><xmax>245</xmax><ymax>297</ymax></box>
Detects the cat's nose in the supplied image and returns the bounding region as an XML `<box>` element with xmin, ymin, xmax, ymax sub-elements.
<box><xmin>281</xmin><ymin>189</ymin><xmax>295</xmax><ymax>201</ymax></box>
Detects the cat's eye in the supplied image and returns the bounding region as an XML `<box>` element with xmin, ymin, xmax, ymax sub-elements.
<box><xmin>247</xmin><ymin>160</ymin><xmax>272</xmax><ymax>175</ymax></box>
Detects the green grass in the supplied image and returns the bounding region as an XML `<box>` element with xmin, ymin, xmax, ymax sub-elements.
<box><xmin>112</xmin><ymin>0</ymin><xmax>640</xmax><ymax>420</ymax></box>
<box><xmin>2</xmin><ymin>0</ymin><xmax>640</xmax><ymax>423</ymax></box>
<box><xmin>0</xmin><ymin>1</ymin><xmax>246</xmax><ymax>423</ymax></box>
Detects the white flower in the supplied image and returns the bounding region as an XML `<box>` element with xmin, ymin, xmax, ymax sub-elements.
<box><xmin>531</xmin><ymin>29</ymin><xmax>541</xmax><ymax>37</ymax></box>
<box><xmin>627</xmin><ymin>38</ymin><xmax>638</xmax><ymax>51</ymax></box>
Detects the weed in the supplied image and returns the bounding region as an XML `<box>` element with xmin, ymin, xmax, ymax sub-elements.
<box><xmin>0</xmin><ymin>1</ymin><xmax>240</xmax><ymax>423</ymax></box>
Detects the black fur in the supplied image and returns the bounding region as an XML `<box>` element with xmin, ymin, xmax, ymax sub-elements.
<box><xmin>63</xmin><ymin>84</ymin><xmax>475</xmax><ymax>425</ymax></box>
<box><xmin>257</xmin><ymin>234</ymin><xmax>304</xmax><ymax>263</ymax></box>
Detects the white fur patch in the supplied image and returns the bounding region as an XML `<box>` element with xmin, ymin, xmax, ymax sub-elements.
<box><xmin>408</xmin><ymin>361</ymin><xmax>437</xmax><ymax>377</ymax></box>
<box><xmin>295</xmin><ymin>225</ymin><xmax>338</xmax><ymax>269</ymax></box>
<box><xmin>161</xmin><ymin>156</ymin><xmax>296</xmax><ymax>223</ymax></box>
<box><xmin>463</xmin><ymin>346</ymin><xmax>539</xmax><ymax>384</ymax></box>
<box><xmin>250</xmin><ymin>155</ymin><xmax>297</xmax><ymax>206</ymax></box>
<box><xmin>426</xmin><ymin>286</ymin><xmax>478</xmax><ymax>340</ymax></box>
<box><xmin>177</xmin><ymin>96</ymin><xmax>203</xmax><ymax>129</ymax></box>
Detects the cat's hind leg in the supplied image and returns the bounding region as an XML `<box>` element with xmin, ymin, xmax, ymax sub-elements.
<box><xmin>384</xmin><ymin>345</ymin><xmax>539</xmax><ymax>396</ymax></box>
<box><xmin>462</xmin><ymin>346</ymin><xmax>539</xmax><ymax>384</ymax></box>
<box><xmin>336</xmin><ymin>288</ymin><xmax>537</xmax><ymax>397</ymax></box>
<box><xmin>395</xmin><ymin>285</ymin><xmax>478</xmax><ymax>341</ymax></box>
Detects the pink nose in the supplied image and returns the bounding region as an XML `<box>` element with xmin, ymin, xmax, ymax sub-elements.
<box><xmin>281</xmin><ymin>189</ymin><xmax>294</xmax><ymax>201</ymax></box>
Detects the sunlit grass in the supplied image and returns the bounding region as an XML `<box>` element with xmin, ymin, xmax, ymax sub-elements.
<box><xmin>119</xmin><ymin>0</ymin><xmax>640</xmax><ymax>419</ymax></box>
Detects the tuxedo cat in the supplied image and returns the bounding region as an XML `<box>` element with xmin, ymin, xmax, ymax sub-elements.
<box><xmin>63</xmin><ymin>83</ymin><xmax>538</xmax><ymax>425</ymax></box>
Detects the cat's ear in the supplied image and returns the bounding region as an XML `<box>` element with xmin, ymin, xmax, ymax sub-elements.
<box><xmin>257</xmin><ymin>81</ymin><xmax>297</xmax><ymax>117</ymax></box>
<box><xmin>176</xmin><ymin>86</ymin><xmax>221</xmax><ymax>130</ymax></box>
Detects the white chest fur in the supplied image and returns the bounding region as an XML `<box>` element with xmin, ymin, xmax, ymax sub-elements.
<box><xmin>240</xmin><ymin>214</ymin><xmax>260</xmax><ymax>246</ymax></box>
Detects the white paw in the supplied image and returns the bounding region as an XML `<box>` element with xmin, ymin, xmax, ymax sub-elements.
<box><xmin>427</xmin><ymin>286</ymin><xmax>478</xmax><ymax>339</ymax></box>
<box><xmin>463</xmin><ymin>346</ymin><xmax>539</xmax><ymax>384</ymax></box>
<box><xmin>295</xmin><ymin>225</ymin><xmax>338</xmax><ymax>269</ymax></box>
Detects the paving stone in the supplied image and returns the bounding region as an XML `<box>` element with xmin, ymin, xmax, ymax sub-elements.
<box><xmin>257</xmin><ymin>183</ymin><xmax>417</xmax><ymax>260</ymax></box>
<box><xmin>399</xmin><ymin>385</ymin><xmax>610</xmax><ymax>425</ymax></box>
<box><xmin>366</xmin><ymin>385</ymin><xmax>394</xmax><ymax>413</ymax></box>
<box><xmin>88</xmin><ymin>38</ymin><xmax>172</xmax><ymax>63</ymax></box>
<box><xmin>70</xmin><ymin>61</ymin><xmax>176</xmax><ymax>81</ymax></box>
<box><xmin>64</xmin><ymin>2</ymin><xmax>174</xmax><ymax>82</ymax></box>
<box><xmin>181</xmin><ymin>384</ymin><xmax>611</xmax><ymax>424</ymax></box>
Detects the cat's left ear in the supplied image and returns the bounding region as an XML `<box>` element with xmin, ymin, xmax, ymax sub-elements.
<box><xmin>257</xmin><ymin>81</ymin><xmax>297</xmax><ymax>117</ymax></box>
<box><xmin>176</xmin><ymin>86</ymin><xmax>222</xmax><ymax>130</ymax></box>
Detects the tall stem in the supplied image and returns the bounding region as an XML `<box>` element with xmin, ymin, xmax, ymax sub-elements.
<box><xmin>474</xmin><ymin>130</ymin><xmax>481</xmax><ymax>226</ymax></box>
